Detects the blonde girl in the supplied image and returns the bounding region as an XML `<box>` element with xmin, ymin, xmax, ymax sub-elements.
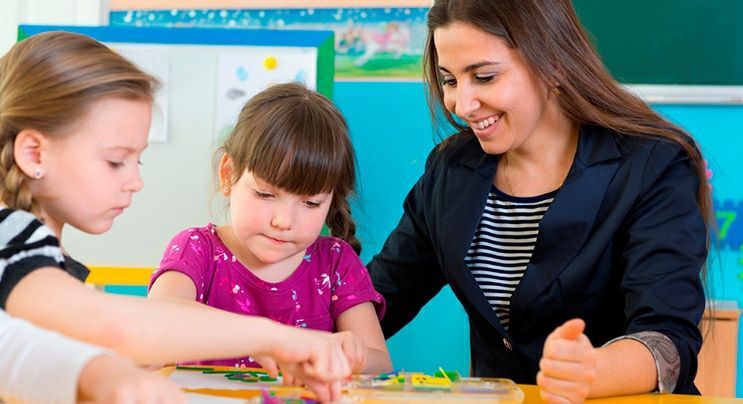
<box><xmin>0</xmin><ymin>32</ymin><xmax>350</xmax><ymax>403</ymax></box>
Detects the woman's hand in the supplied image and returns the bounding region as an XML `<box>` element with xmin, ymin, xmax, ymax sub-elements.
<box><xmin>537</xmin><ymin>318</ymin><xmax>597</xmax><ymax>403</ymax></box>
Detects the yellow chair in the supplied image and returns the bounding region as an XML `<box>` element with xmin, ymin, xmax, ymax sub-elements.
<box><xmin>86</xmin><ymin>266</ymin><xmax>155</xmax><ymax>296</ymax></box>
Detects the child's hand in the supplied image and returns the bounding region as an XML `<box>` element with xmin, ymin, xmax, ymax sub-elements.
<box><xmin>537</xmin><ymin>318</ymin><xmax>598</xmax><ymax>403</ymax></box>
<box><xmin>259</xmin><ymin>326</ymin><xmax>351</xmax><ymax>403</ymax></box>
<box><xmin>78</xmin><ymin>355</ymin><xmax>185</xmax><ymax>404</ymax></box>
<box><xmin>332</xmin><ymin>330</ymin><xmax>369</xmax><ymax>374</ymax></box>
<box><xmin>278</xmin><ymin>371</ymin><xmax>335</xmax><ymax>404</ymax></box>
<box><xmin>271</xmin><ymin>332</ymin><xmax>366</xmax><ymax>398</ymax></box>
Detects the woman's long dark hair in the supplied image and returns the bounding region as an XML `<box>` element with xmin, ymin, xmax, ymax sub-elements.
<box><xmin>423</xmin><ymin>0</ymin><xmax>713</xmax><ymax>257</ymax></box>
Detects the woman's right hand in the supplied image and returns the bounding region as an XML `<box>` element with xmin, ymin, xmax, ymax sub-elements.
<box><xmin>537</xmin><ymin>318</ymin><xmax>597</xmax><ymax>403</ymax></box>
<box><xmin>256</xmin><ymin>325</ymin><xmax>351</xmax><ymax>403</ymax></box>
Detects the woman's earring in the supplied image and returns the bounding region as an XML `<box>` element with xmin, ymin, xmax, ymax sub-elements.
<box><xmin>222</xmin><ymin>187</ymin><xmax>230</xmax><ymax>196</ymax></box>
<box><xmin>552</xmin><ymin>85</ymin><xmax>561</xmax><ymax>97</ymax></box>
<box><xmin>34</xmin><ymin>168</ymin><xmax>43</xmax><ymax>179</ymax></box>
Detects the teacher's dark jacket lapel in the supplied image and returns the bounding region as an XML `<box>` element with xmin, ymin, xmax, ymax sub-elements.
<box><xmin>436</xmin><ymin>142</ymin><xmax>506</xmax><ymax>336</ymax></box>
<box><xmin>510</xmin><ymin>126</ymin><xmax>622</xmax><ymax>321</ymax></box>
<box><xmin>434</xmin><ymin>125</ymin><xmax>622</xmax><ymax>349</ymax></box>
<box><xmin>434</xmin><ymin>126</ymin><xmax>623</xmax><ymax>335</ymax></box>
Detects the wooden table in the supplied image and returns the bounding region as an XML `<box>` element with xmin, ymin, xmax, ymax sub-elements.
<box><xmin>519</xmin><ymin>385</ymin><xmax>741</xmax><ymax>403</ymax></box>
<box><xmin>159</xmin><ymin>367</ymin><xmax>743</xmax><ymax>403</ymax></box>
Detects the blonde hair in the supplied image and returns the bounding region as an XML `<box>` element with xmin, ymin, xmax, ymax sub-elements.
<box><xmin>0</xmin><ymin>31</ymin><xmax>157</xmax><ymax>215</ymax></box>
<box><xmin>216</xmin><ymin>82</ymin><xmax>361</xmax><ymax>253</ymax></box>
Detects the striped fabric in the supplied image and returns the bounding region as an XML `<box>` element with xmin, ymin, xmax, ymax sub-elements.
<box><xmin>464</xmin><ymin>187</ymin><xmax>556</xmax><ymax>329</ymax></box>
<box><xmin>0</xmin><ymin>208</ymin><xmax>65</xmax><ymax>308</ymax></box>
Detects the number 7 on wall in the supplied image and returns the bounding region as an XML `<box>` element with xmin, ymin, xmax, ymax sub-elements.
<box><xmin>717</xmin><ymin>211</ymin><xmax>736</xmax><ymax>241</ymax></box>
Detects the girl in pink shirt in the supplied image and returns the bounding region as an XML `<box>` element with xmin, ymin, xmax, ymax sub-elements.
<box><xmin>149</xmin><ymin>83</ymin><xmax>392</xmax><ymax>378</ymax></box>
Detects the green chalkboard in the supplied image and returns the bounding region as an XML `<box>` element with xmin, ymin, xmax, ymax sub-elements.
<box><xmin>574</xmin><ymin>0</ymin><xmax>743</xmax><ymax>85</ymax></box>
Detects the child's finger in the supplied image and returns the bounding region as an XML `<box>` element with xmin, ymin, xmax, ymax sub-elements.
<box><xmin>256</xmin><ymin>355</ymin><xmax>279</xmax><ymax>378</ymax></box>
<box><xmin>326</xmin><ymin>340</ymin><xmax>341</xmax><ymax>380</ymax></box>
<box><xmin>157</xmin><ymin>384</ymin><xmax>188</xmax><ymax>404</ymax></box>
<box><xmin>341</xmin><ymin>336</ymin><xmax>358</xmax><ymax>370</ymax></box>
<box><xmin>335</xmin><ymin>340</ymin><xmax>351</xmax><ymax>378</ymax></box>
<box><xmin>152</xmin><ymin>379</ymin><xmax>187</xmax><ymax>404</ymax></box>
<box><xmin>316</xmin><ymin>340</ymin><xmax>346</xmax><ymax>381</ymax></box>
<box><xmin>330</xmin><ymin>379</ymin><xmax>342</xmax><ymax>402</ymax></box>
<box><xmin>349</xmin><ymin>340</ymin><xmax>366</xmax><ymax>374</ymax></box>
<box><xmin>304</xmin><ymin>343</ymin><xmax>329</xmax><ymax>380</ymax></box>
<box><xmin>304</xmin><ymin>379</ymin><xmax>332</xmax><ymax>403</ymax></box>
<box><xmin>281</xmin><ymin>370</ymin><xmax>292</xmax><ymax>386</ymax></box>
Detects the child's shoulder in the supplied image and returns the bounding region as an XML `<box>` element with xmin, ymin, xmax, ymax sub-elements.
<box><xmin>169</xmin><ymin>223</ymin><xmax>220</xmax><ymax>243</ymax></box>
<box><xmin>160</xmin><ymin>224</ymin><xmax>223</xmax><ymax>263</ymax></box>
<box><xmin>308</xmin><ymin>236</ymin><xmax>361</xmax><ymax>267</ymax></box>
<box><xmin>312</xmin><ymin>236</ymin><xmax>352</xmax><ymax>251</ymax></box>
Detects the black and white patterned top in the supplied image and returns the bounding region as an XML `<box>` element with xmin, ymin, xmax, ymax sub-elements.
<box><xmin>0</xmin><ymin>208</ymin><xmax>88</xmax><ymax>309</ymax></box>
<box><xmin>466</xmin><ymin>187</ymin><xmax>680</xmax><ymax>392</ymax></box>
<box><xmin>465</xmin><ymin>186</ymin><xmax>555</xmax><ymax>329</ymax></box>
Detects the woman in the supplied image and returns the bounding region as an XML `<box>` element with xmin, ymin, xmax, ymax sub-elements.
<box><xmin>367</xmin><ymin>0</ymin><xmax>710</xmax><ymax>401</ymax></box>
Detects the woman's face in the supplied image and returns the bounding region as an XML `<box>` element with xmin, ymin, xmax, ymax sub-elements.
<box><xmin>434</xmin><ymin>22</ymin><xmax>562</xmax><ymax>155</ymax></box>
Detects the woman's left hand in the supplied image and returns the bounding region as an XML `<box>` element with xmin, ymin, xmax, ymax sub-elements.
<box><xmin>537</xmin><ymin>318</ymin><xmax>598</xmax><ymax>403</ymax></box>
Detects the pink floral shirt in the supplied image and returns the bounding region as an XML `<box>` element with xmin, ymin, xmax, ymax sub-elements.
<box><xmin>150</xmin><ymin>223</ymin><xmax>385</xmax><ymax>368</ymax></box>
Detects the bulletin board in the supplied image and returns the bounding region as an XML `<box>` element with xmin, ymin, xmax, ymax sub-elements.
<box><xmin>108</xmin><ymin>1</ymin><xmax>429</xmax><ymax>80</ymax></box>
<box><xmin>16</xmin><ymin>24</ymin><xmax>335</xmax><ymax>267</ymax></box>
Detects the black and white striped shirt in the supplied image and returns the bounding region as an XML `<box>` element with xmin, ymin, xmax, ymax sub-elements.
<box><xmin>464</xmin><ymin>187</ymin><xmax>556</xmax><ymax>329</ymax></box>
<box><xmin>464</xmin><ymin>188</ymin><xmax>681</xmax><ymax>392</ymax></box>
<box><xmin>0</xmin><ymin>208</ymin><xmax>87</xmax><ymax>309</ymax></box>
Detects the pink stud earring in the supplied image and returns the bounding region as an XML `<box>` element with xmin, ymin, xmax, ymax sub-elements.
<box><xmin>34</xmin><ymin>168</ymin><xmax>43</xmax><ymax>179</ymax></box>
<box><xmin>222</xmin><ymin>187</ymin><xmax>229</xmax><ymax>195</ymax></box>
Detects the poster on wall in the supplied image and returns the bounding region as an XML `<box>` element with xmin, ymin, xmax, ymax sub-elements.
<box><xmin>109</xmin><ymin>1</ymin><xmax>430</xmax><ymax>80</ymax></box>
<box><xmin>215</xmin><ymin>47</ymin><xmax>317</xmax><ymax>138</ymax></box>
